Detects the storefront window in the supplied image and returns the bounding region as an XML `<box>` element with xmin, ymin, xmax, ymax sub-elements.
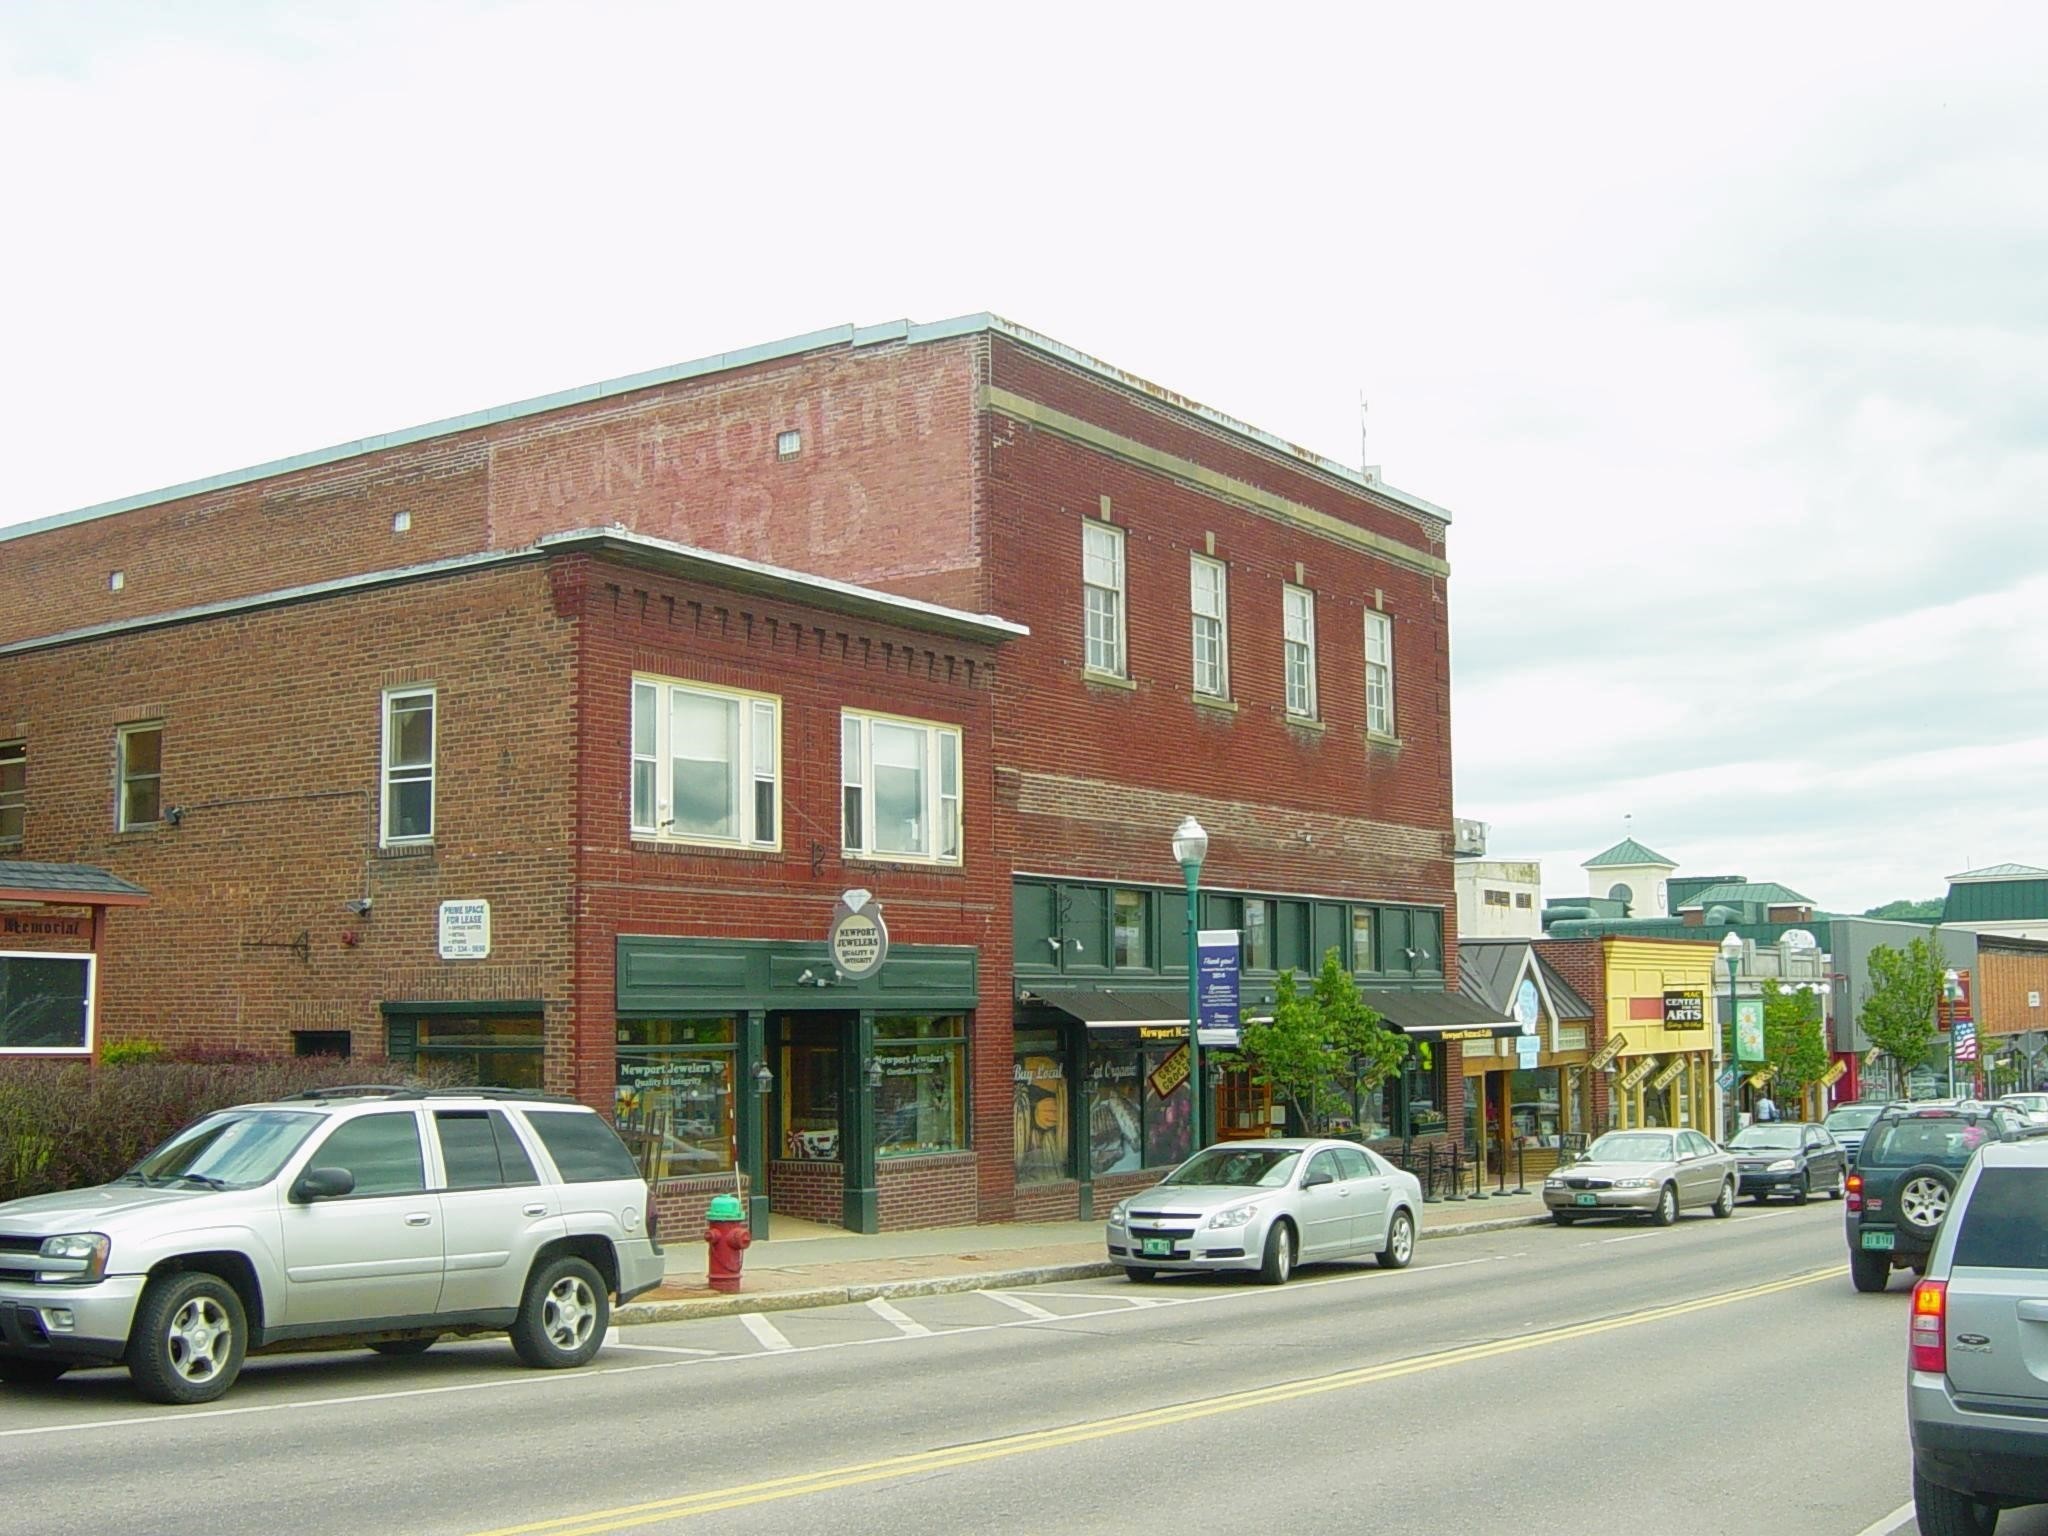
<box><xmin>1014</xmin><ymin>1028</ymin><xmax>1070</xmax><ymax>1183</ymax></box>
<box><xmin>875</xmin><ymin>1014</ymin><xmax>966</xmax><ymax>1158</ymax></box>
<box><xmin>401</xmin><ymin>1014</ymin><xmax>542</xmax><ymax>1089</ymax></box>
<box><xmin>1088</xmin><ymin>1034</ymin><xmax>1192</xmax><ymax>1173</ymax></box>
<box><xmin>615</xmin><ymin>1017</ymin><xmax>735</xmax><ymax>1180</ymax></box>
<box><xmin>1508</xmin><ymin>1068</ymin><xmax>1563</xmax><ymax>1147</ymax></box>
<box><xmin>780</xmin><ymin>1019</ymin><xmax>841</xmax><ymax>1160</ymax></box>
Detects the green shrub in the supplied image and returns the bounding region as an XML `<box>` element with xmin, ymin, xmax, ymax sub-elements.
<box><xmin>0</xmin><ymin>1058</ymin><xmax>468</xmax><ymax>1203</ymax></box>
<box><xmin>99</xmin><ymin>1039</ymin><xmax>166</xmax><ymax>1066</ymax></box>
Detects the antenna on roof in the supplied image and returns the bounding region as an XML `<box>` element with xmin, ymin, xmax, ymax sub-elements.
<box><xmin>1359</xmin><ymin>392</ymin><xmax>1380</xmax><ymax>482</ymax></box>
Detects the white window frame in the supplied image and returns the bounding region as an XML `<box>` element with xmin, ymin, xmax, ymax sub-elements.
<box><xmin>0</xmin><ymin>740</ymin><xmax>23</xmax><ymax>849</ymax></box>
<box><xmin>631</xmin><ymin>675</ymin><xmax>781</xmax><ymax>850</ymax></box>
<box><xmin>1283</xmin><ymin>585</ymin><xmax>1317</xmax><ymax>719</ymax></box>
<box><xmin>1083</xmin><ymin>522</ymin><xmax>1126</xmax><ymax>678</ymax></box>
<box><xmin>0</xmin><ymin>950</ymin><xmax>95</xmax><ymax>1056</ymax></box>
<box><xmin>115</xmin><ymin>721</ymin><xmax>163</xmax><ymax>832</ymax></box>
<box><xmin>841</xmin><ymin>709</ymin><xmax>963</xmax><ymax>866</ymax></box>
<box><xmin>1190</xmin><ymin>555</ymin><xmax>1229</xmax><ymax>698</ymax></box>
<box><xmin>1365</xmin><ymin>609</ymin><xmax>1396</xmax><ymax>737</ymax></box>
<box><xmin>380</xmin><ymin>687</ymin><xmax>437</xmax><ymax>847</ymax></box>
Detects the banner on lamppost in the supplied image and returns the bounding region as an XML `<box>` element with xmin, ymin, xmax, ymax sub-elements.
<box><xmin>1196</xmin><ymin>929</ymin><xmax>1241</xmax><ymax>1048</ymax></box>
<box><xmin>1953</xmin><ymin>1018</ymin><xmax>1979</xmax><ymax>1063</ymax></box>
<box><xmin>1735</xmin><ymin>999</ymin><xmax>1766</xmax><ymax>1063</ymax></box>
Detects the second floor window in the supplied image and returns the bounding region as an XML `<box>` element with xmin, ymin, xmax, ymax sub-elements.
<box><xmin>116</xmin><ymin>723</ymin><xmax>162</xmax><ymax>831</ymax></box>
<box><xmin>1283</xmin><ymin>585</ymin><xmax>1317</xmax><ymax>718</ymax></box>
<box><xmin>1190</xmin><ymin>555</ymin><xmax>1228</xmax><ymax>697</ymax></box>
<box><xmin>843</xmin><ymin>711</ymin><xmax>962</xmax><ymax>863</ymax></box>
<box><xmin>1365</xmin><ymin>609</ymin><xmax>1396</xmax><ymax>736</ymax></box>
<box><xmin>0</xmin><ymin>741</ymin><xmax>22</xmax><ymax>847</ymax></box>
<box><xmin>381</xmin><ymin>688</ymin><xmax>436</xmax><ymax>845</ymax></box>
<box><xmin>1083</xmin><ymin>522</ymin><xmax>1126</xmax><ymax>677</ymax></box>
<box><xmin>632</xmin><ymin>677</ymin><xmax>779</xmax><ymax>848</ymax></box>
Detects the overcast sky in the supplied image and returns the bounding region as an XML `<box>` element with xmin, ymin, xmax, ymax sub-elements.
<box><xmin>4</xmin><ymin>2</ymin><xmax>2041</xmax><ymax>914</ymax></box>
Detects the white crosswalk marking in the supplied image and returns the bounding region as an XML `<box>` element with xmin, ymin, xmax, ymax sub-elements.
<box><xmin>983</xmin><ymin>1291</ymin><xmax>1059</xmax><ymax>1320</ymax></box>
<box><xmin>738</xmin><ymin>1312</ymin><xmax>795</xmax><ymax>1352</ymax></box>
<box><xmin>866</xmin><ymin>1298</ymin><xmax>933</xmax><ymax>1337</ymax></box>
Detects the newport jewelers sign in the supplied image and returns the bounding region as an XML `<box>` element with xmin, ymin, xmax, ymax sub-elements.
<box><xmin>1196</xmin><ymin>928</ymin><xmax>1242</xmax><ymax>1048</ymax></box>
<box><xmin>437</xmin><ymin>900</ymin><xmax>491</xmax><ymax>960</ymax></box>
<box><xmin>1662</xmin><ymin>989</ymin><xmax>1706</xmax><ymax>1028</ymax></box>
<box><xmin>828</xmin><ymin>889</ymin><xmax>889</xmax><ymax>980</ymax></box>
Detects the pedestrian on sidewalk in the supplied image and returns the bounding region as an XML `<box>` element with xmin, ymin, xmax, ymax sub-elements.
<box><xmin>1754</xmin><ymin>1089</ymin><xmax>1779</xmax><ymax>1123</ymax></box>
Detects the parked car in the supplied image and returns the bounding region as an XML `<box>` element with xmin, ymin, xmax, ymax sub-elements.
<box><xmin>1998</xmin><ymin>1093</ymin><xmax>2048</xmax><ymax>1131</ymax></box>
<box><xmin>1847</xmin><ymin>1102</ymin><xmax>2027</xmax><ymax>1293</ymax></box>
<box><xmin>1906</xmin><ymin>1138</ymin><xmax>2048</xmax><ymax>1533</ymax></box>
<box><xmin>1542</xmin><ymin>1128</ymin><xmax>1737</xmax><ymax>1226</ymax></box>
<box><xmin>0</xmin><ymin>1086</ymin><xmax>665</xmax><ymax>1404</ymax></box>
<box><xmin>1724</xmin><ymin>1121</ymin><xmax>1848</xmax><ymax>1203</ymax></box>
<box><xmin>1105</xmin><ymin>1139</ymin><xmax>1422</xmax><ymax>1285</ymax></box>
<box><xmin>1823</xmin><ymin>1101</ymin><xmax>1891</xmax><ymax>1166</ymax></box>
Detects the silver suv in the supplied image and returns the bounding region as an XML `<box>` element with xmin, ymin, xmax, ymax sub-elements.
<box><xmin>0</xmin><ymin>1086</ymin><xmax>665</xmax><ymax>1404</ymax></box>
<box><xmin>1908</xmin><ymin>1138</ymin><xmax>2048</xmax><ymax>1533</ymax></box>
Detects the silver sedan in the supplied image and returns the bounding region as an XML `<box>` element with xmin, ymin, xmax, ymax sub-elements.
<box><xmin>1105</xmin><ymin>1139</ymin><xmax>1424</xmax><ymax>1284</ymax></box>
<box><xmin>1543</xmin><ymin>1128</ymin><xmax>1738</xmax><ymax>1226</ymax></box>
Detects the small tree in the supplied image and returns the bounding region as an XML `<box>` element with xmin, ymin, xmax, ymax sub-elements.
<box><xmin>1861</xmin><ymin>931</ymin><xmax>1946</xmax><ymax>1097</ymax></box>
<box><xmin>1759</xmin><ymin>979</ymin><xmax>1830</xmax><ymax>1111</ymax></box>
<box><xmin>1233</xmin><ymin>947</ymin><xmax>1407</xmax><ymax>1136</ymax></box>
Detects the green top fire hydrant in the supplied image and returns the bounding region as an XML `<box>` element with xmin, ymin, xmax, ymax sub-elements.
<box><xmin>705</xmin><ymin>1193</ymin><xmax>751</xmax><ymax>1294</ymax></box>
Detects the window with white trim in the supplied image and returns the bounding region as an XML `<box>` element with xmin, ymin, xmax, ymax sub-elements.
<box><xmin>0</xmin><ymin>741</ymin><xmax>22</xmax><ymax>848</ymax></box>
<box><xmin>381</xmin><ymin>689</ymin><xmax>436</xmax><ymax>845</ymax></box>
<box><xmin>1283</xmin><ymin>585</ymin><xmax>1317</xmax><ymax>718</ymax></box>
<box><xmin>116</xmin><ymin>722</ymin><xmax>162</xmax><ymax>831</ymax></box>
<box><xmin>1190</xmin><ymin>555</ymin><xmax>1228</xmax><ymax>698</ymax></box>
<box><xmin>1365</xmin><ymin>609</ymin><xmax>1395</xmax><ymax>736</ymax></box>
<box><xmin>1083</xmin><ymin>522</ymin><xmax>1126</xmax><ymax>677</ymax></box>
<box><xmin>630</xmin><ymin>677</ymin><xmax>780</xmax><ymax>848</ymax></box>
<box><xmin>842</xmin><ymin>711</ymin><xmax>962</xmax><ymax>864</ymax></box>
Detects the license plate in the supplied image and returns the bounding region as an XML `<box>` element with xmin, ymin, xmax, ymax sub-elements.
<box><xmin>1861</xmin><ymin>1230</ymin><xmax>1895</xmax><ymax>1251</ymax></box>
<box><xmin>1574</xmin><ymin>1193</ymin><xmax>1599</xmax><ymax>1207</ymax></box>
<box><xmin>1141</xmin><ymin>1237</ymin><xmax>1173</xmax><ymax>1257</ymax></box>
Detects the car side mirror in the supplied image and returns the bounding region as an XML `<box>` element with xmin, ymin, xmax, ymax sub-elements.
<box><xmin>1302</xmin><ymin>1169</ymin><xmax>1334</xmax><ymax>1188</ymax></box>
<box><xmin>292</xmin><ymin>1166</ymin><xmax>355</xmax><ymax>1203</ymax></box>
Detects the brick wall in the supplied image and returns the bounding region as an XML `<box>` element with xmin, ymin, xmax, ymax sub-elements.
<box><xmin>876</xmin><ymin>1152</ymin><xmax>979</xmax><ymax>1230</ymax></box>
<box><xmin>1540</xmin><ymin>939</ymin><xmax>1612</xmax><ymax>1127</ymax></box>
<box><xmin>651</xmin><ymin>1173</ymin><xmax>750</xmax><ymax>1245</ymax></box>
<box><xmin>767</xmin><ymin>1159</ymin><xmax>843</xmax><ymax>1225</ymax></box>
<box><xmin>1011</xmin><ymin>1178</ymin><xmax>1083</xmax><ymax>1223</ymax></box>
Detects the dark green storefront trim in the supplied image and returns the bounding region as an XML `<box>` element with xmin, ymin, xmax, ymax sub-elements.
<box><xmin>618</xmin><ymin>936</ymin><xmax>980</xmax><ymax>1235</ymax></box>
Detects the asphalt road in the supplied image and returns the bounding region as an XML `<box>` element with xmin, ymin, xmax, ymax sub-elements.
<box><xmin>0</xmin><ymin>1200</ymin><xmax>2012</xmax><ymax>1536</ymax></box>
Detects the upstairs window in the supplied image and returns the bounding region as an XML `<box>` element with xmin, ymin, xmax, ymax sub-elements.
<box><xmin>0</xmin><ymin>742</ymin><xmax>22</xmax><ymax>848</ymax></box>
<box><xmin>116</xmin><ymin>723</ymin><xmax>162</xmax><ymax>831</ymax></box>
<box><xmin>381</xmin><ymin>688</ymin><xmax>436</xmax><ymax>845</ymax></box>
<box><xmin>1283</xmin><ymin>585</ymin><xmax>1317</xmax><ymax>718</ymax></box>
<box><xmin>843</xmin><ymin>711</ymin><xmax>962</xmax><ymax>864</ymax></box>
<box><xmin>1190</xmin><ymin>555</ymin><xmax>1229</xmax><ymax>698</ymax></box>
<box><xmin>1083</xmin><ymin>522</ymin><xmax>1126</xmax><ymax>677</ymax></box>
<box><xmin>1365</xmin><ymin>610</ymin><xmax>1396</xmax><ymax>736</ymax></box>
<box><xmin>1484</xmin><ymin>889</ymin><xmax>1512</xmax><ymax>908</ymax></box>
<box><xmin>631</xmin><ymin>677</ymin><xmax>780</xmax><ymax>849</ymax></box>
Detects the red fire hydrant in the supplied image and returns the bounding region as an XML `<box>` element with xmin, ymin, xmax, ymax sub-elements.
<box><xmin>705</xmin><ymin>1194</ymin><xmax>751</xmax><ymax>1293</ymax></box>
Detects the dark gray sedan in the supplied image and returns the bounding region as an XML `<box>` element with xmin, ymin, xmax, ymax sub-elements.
<box><xmin>1725</xmin><ymin>1121</ymin><xmax>1848</xmax><ymax>1203</ymax></box>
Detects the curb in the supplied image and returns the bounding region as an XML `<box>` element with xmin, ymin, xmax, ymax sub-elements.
<box><xmin>615</xmin><ymin>1209</ymin><xmax>1547</xmax><ymax>1325</ymax></box>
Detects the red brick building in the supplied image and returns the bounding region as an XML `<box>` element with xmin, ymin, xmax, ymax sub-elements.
<box><xmin>0</xmin><ymin>315</ymin><xmax>1485</xmax><ymax>1234</ymax></box>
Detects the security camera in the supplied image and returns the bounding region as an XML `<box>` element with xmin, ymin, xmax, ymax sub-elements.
<box><xmin>345</xmin><ymin>897</ymin><xmax>373</xmax><ymax>916</ymax></box>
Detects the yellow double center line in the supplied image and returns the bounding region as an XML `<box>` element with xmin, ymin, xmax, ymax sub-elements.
<box><xmin>472</xmin><ymin>1265</ymin><xmax>1845</xmax><ymax>1535</ymax></box>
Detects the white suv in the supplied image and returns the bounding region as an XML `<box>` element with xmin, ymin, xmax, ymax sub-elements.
<box><xmin>0</xmin><ymin>1086</ymin><xmax>665</xmax><ymax>1404</ymax></box>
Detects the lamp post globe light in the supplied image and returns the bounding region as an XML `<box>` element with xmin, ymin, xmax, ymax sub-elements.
<box><xmin>1720</xmin><ymin>930</ymin><xmax>1743</xmax><ymax>1135</ymax></box>
<box><xmin>1173</xmin><ymin>816</ymin><xmax>1209</xmax><ymax>1153</ymax></box>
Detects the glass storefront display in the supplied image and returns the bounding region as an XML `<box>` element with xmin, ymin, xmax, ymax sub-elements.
<box><xmin>875</xmin><ymin>1014</ymin><xmax>966</xmax><ymax>1158</ymax></box>
<box><xmin>1508</xmin><ymin>1068</ymin><xmax>1563</xmax><ymax>1148</ymax></box>
<box><xmin>780</xmin><ymin>1017</ymin><xmax>842</xmax><ymax>1160</ymax></box>
<box><xmin>406</xmin><ymin>1014</ymin><xmax>543</xmax><ymax>1089</ymax></box>
<box><xmin>615</xmin><ymin>1017</ymin><xmax>735</xmax><ymax>1180</ymax></box>
<box><xmin>1088</xmin><ymin>1035</ymin><xmax>1191</xmax><ymax>1174</ymax></box>
<box><xmin>1013</xmin><ymin>1028</ymin><xmax>1070</xmax><ymax>1183</ymax></box>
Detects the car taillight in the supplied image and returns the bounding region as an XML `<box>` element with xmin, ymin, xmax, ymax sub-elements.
<box><xmin>1911</xmin><ymin>1279</ymin><xmax>1948</xmax><ymax>1374</ymax></box>
<box><xmin>1846</xmin><ymin>1172</ymin><xmax>1862</xmax><ymax>1213</ymax></box>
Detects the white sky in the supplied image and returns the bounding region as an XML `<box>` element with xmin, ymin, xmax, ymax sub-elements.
<box><xmin>4</xmin><ymin>1</ymin><xmax>2043</xmax><ymax>914</ymax></box>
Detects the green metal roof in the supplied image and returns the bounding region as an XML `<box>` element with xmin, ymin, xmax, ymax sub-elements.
<box><xmin>1582</xmin><ymin>838</ymin><xmax>1677</xmax><ymax>869</ymax></box>
<box><xmin>1675</xmin><ymin>881</ymin><xmax>1812</xmax><ymax>911</ymax></box>
<box><xmin>1945</xmin><ymin>878</ymin><xmax>2048</xmax><ymax>924</ymax></box>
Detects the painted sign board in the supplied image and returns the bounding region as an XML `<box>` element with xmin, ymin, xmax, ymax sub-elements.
<box><xmin>1197</xmin><ymin>929</ymin><xmax>1241</xmax><ymax>1048</ymax></box>
<box><xmin>1662</xmin><ymin>989</ymin><xmax>1706</xmax><ymax>1028</ymax></box>
<box><xmin>437</xmin><ymin>900</ymin><xmax>490</xmax><ymax>960</ymax></box>
<box><xmin>1650</xmin><ymin>1057</ymin><xmax>1686</xmax><ymax>1091</ymax></box>
<box><xmin>1618</xmin><ymin>1056</ymin><xmax>1658</xmax><ymax>1092</ymax></box>
<box><xmin>1590</xmin><ymin>1032</ymin><xmax>1629</xmax><ymax>1072</ymax></box>
<box><xmin>828</xmin><ymin>889</ymin><xmax>889</xmax><ymax>979</ymax></box>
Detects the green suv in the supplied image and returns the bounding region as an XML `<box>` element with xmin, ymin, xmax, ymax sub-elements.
<box><xmin>1847</xmin><ymin>1102</ymin><xmax>2029</xmax><ymax>1293</ymax></box>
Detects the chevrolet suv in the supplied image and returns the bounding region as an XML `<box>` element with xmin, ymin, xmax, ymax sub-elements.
<box><xmin>0</xmin><ymin>1086</ymin><xmax>665</xmax><ymax>1404</ymax></box>
<box><xmin>1907</xmin><ymin>1139</ymin><xmax>2048</xmax><ymax>1533</ymax></box>
<box><xmin>1848</xmin><ymin>1103</ymin><xmax>2024</xmax><ymax>1294</ymax></box>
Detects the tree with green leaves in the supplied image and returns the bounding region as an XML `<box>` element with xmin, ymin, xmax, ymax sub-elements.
<box><xmin>1759</xmin><ymin>979</ymin><xmax>1830</xmax><ymax>1111</ymax></box>
<box><xmin>1861</xmin><ymin>931</ymin><xmax>1946</xmax><ymax>1097</ymax></box>
<box><xmin>1231</xmin><ymin>947</ymin><xmax>1408</xmax><ymax>1136</ymax></box>
<box><xmin>1862</xmin><ymin>898</ymin><xmax>1944</xmax><ymax>923</ymax></box>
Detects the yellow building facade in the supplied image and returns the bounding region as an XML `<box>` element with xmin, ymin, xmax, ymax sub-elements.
<box><xmin>1601</xmin><ymin>938</ymin><xmax>1724</xmax><ymax>1133</ymax></box>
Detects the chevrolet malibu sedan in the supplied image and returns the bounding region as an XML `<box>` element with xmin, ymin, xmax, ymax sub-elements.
<box><xmin>1543</xmin><ymin>1128</ymin><xmax>1737</xmax><ymax>1226</ymax></box>
<box><xmin>1106</xmin><ymin>1139</ymin><xmax>1423</xmax><ymax>1284</ymax></box>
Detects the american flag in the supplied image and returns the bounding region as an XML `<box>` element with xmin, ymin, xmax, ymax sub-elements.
<box><xmin>1954</xmin><ymin>1019</ymin><xmax>1979</xmax><ymax>1062</ymax></box>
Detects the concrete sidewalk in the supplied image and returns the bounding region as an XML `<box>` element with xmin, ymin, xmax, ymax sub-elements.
<box><xmin>617</xmin><ymin>1191</ymin><xmax>1553</xmax><ymax>1324</ymax></box>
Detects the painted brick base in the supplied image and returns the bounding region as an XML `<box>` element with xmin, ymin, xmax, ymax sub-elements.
<box><xmin>1012</xmin><ymin>1178</ymin><xmax>1084</xmax><ymax>1223</ymax></box>
<box><xmin>768</xmin><ymin>1159</ymin><xmax>843</xmax><ymax>1224</ymax></box>
<box><xmin>876</xmin><ymin>1153</ymin><xmax>978</xmax><ymax>1230</ymax></box>
<box><xmin>651</xmin><ymin>1173</ymin><xmax>750</xmax><ymax>1244</ymax></box>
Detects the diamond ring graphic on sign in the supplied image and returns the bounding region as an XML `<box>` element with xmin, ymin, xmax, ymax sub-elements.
<box><xmin>828</xmin><ymin>889</ymin><xmax>889</xmax><ymax>980</ymax></box>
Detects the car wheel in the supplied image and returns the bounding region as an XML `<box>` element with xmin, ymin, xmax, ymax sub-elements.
<box><xmin>1258</xmin><ymin>1220</ymin><xmax>1294</xmax><ymax>1285</ymax></box>
<box><xmin>0</xmin><ymin>1359</ymin><xmax>71</xmax><ymax>1386</ymax></box>
<box><xmin>369</xmin><ymin>1337</ymin><xmax>439</xmax><ymax>1357</ymax></box>
<box><xmin>1913</xmin><ymin>1466</ymin><xmax>2000</xmax><ymax>1535</ymax></box>
<box><xmin>1651</xmin><ymin>1184</ymin><xmax>1678</xmax><ymax>1226</ymax></box>
<box><xmin>126</xmin><ymin>1271</ymin><xmax>247</xmax><ymax>1405</ymax></box>
<box><xmin>1123</xmin><ymin>1267</ymin><xmax>1158</xmax><ymax>1284</ymax></box>
<box><xmin>1850</xmin><ymin>1247</ymin><xmax>1891</xmax><ymax>1293</ymax></box>
<box><xmin>1897</xmin><ymin>1165</ymin><xmax>1959</xmax><ymax>1241</ymax></box>
<box><xmin>1712</xmin><ymin>1179</ymin><xmax>1735</xmax><ymax>1219</ymax></box>
<box><xmin>1795</xmin><ymin>1170</ymin><xmax>1813</xmax><ymax>1205</ymax></box>
<box><xmin>1551</xmin><ymin>1211</ymin><xmax>1576</xmax><ymax>1227</ymax></box>
<box><xmin>1829</xmin><ymin>1166</ymin><xmax>1847</xmax><ymax>1200</ymax></box>
<box><xmin>510</xmin><ymin>1255</ymin><xmax>609</xmax><ymax>1369</ymax></box>
<box><xmin>1378</xmin><ymin>1210</ymin><xmax>1415</xmax><ymax>1270</ymax></box>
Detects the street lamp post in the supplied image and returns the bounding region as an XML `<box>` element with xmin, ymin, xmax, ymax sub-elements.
<box><xmin>1173</xmin><ymin>816</ymin><xmax>1209</xmax><ymax>1153</ymax></box>
<box><xmin>1943</xmin><ymin>968</ymin><xmax>1963</xmax><ymax>1099</ymax></box>
<box><xmin>1720</xmin><ymin>931</ymin><xmax>1743</xmax><ymax>1137</ymax></box>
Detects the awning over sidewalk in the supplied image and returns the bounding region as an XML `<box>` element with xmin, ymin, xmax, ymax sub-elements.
<box><xmin>1017</xmin><ymin>987</ymin><xmax>1187</xmax><ymax>1029</ymax></box>
<box><xmin>1359</xmin><ymin>988</ymin><xmax>1519</xmax><ymax>1041</ymax></box>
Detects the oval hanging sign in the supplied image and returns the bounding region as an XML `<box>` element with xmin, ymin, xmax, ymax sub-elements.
<box><xmin>828</xmin><ymin>888</ymin><xmax>889</xmax><ymax>979</ymax></box>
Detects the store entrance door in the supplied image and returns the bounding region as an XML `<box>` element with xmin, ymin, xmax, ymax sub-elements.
<box><xmin>765</xmin><ymin>1011</ymin><xmax>855</xmax><ymax>1228</ymax></box>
